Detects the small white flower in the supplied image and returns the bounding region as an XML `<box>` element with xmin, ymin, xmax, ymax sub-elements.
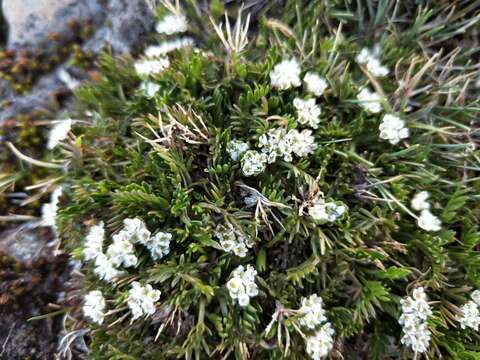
<box><xmin>299</xmin><ymin>294</ymin><xmax>327</xmax><ymax>329</ymax></box>
<box><xmin>379</xmin><ymin>114</ymin><xmax>409</xmax><ymax>145</ymax></box>
<box><xmin>227</xmin><ymin>140</ymin><xmax>249</xmax><ymax>161</ymax></box>
<box><xmin>288</xmin><ymin>129</ymin><xmax>317</xmax><ymax>157</ymax></box>
<box><xmin>366</xmin><ymin>57</ymin><xmax>389</xmax><ymax>77</ymax></box>
<box><xmin>356</xmin><ymin>47</ymin><xmax>389</xmax><ymax>77</ymax></box>
<box><xmin>123</xmin><ymin>218</ymin><xmax>151</xmax><ymax>244</ymax></box>
<box><xmin>270</xmin><ymin>59</ymin><xmax>301</xmax><ymax>90</ymax></box>
<box><xmin>245</xmin><ymin>282</ymin><xmax>259</xmax><ymax>297</ymax></box>
<box><xmin>47</xmin><ymin>120</ymin><xmax>72</xmax><ymax>150</ymax></box>
<box><xmin>214</xmin><ymin>225</ymin><xmax>252</xmax><ymax>258</ymax></box>
<box><xmin>417</xmin><ymin>209</ymin><xmax>442</xmax><ymax>232</ymax></box>
<box><xmin>308</xmin><ymin>203</ymin><xmax>329</xmax><ymax>222</ymax></box>
<box><xmin>41</xmin><ymin>187</ymin><xmax>63</xmax><ymax>229</ymax></box>
<box><xmin>308</xmin><ymin>200</ymin><xmax>346</xmax><ymax>224</ymax></box>
<box><xmin>259</xmin><ymin>128</ymin><xmax>285</xmax><ymax>163</ymax></box>
<box><xmin>155</xmin><ymin>13</ymin><xmax>188</xmax><ymax>35</ymax></box>
<box><xmin>83</xmin><ymin>290</ymin><xmax>106</xmax><ymax>325</ymax></box>
<box><xmin>106</xmin><ymin>235</ymin><xmax>138</xmax><ymax>268</ymax></box>
<box><xmin>357</xmin><ymin>88</ymin><xmax>382</xmax><ymax>113</ymax></box>
<box><xmin>400</xmin><ymin>322</ymin><xmax>431</xmax><ymax>354</ymax></box>
<box><xmin>140</xmin><ymin>81</ymin><xmax>161</xmax><ymax>98</ymax></box>
<box><xmin>399</xmin><ymin>287</ymin><xmax>432</xmax><ymax>353</ymax></box>
<box><xmin>83</xmin><ymin>222</ymin><xmax>105</xmax><ymax>261</ymax></box>
<box><xmin>134</xmin><ymin>58</ymin><xmax>170</xmax><ymax>77</ymax></box>
<box><xmin>305</xmin><ymin>322</ymin><xmax>335</xmax><ymax>360</ymax></box>
<box><xmin>238</xmin><ymin>293</ymin><xmax>251</xmax><ymax>307</ymax></box>
<box><xmin>241</xmin><ymin>150</ymin><xmax>267</xmax><ymax>177</ymax></box>
<box><xmin>227</xmin><ymin>265</ymin><xmax>259</xmax><ymax>307</ymax></box>
<box><xmin>411</xmin><ymin>191</ymin><xmax>431</xmax><ymax>211</ymax></box>
<box><xmin>304</xmin><ymin>72</ymin><xmax>328</xmax><ymax>97</ymax></box>
<box><xmin>356</xmin><ymin>48</ymin><xmax>371</xmax><ymax>64</ymax></box>
<box><xmin>259</xmin><ymin>128</ymin><xmax>316</xmax><ymax>164</ymax></box>
<box><xmin>221</xmin><ymin>239</ymin><xmax>236</xmax><ymax>252</ymax></box>
<box><xmin>293</xmin><ymin>98</ymin><xmax>321</xmax><ymax>129</ymax></box>
<box><xmin>226</xmin><ymin>276</ymin><xmax>243</xmax><ymax>296</ymax></box>
<box><xmin>471</xmin><ymin>290</ymin><xmax>480</xmax><ymax>306</ymax></box>
<box><xmin>146</xmin><ymin>231</ymin><xmax>172</xmax><ymax>260</ymax></box>
<box><xmin>93</xmin><ymin>253</ymin><xmax>124</xmax><ymax>282</ymax></box>
<box><xmin>127</xmin><ymin>282</ymin><xmax>161</xmax><ymax>320</ymax></box>
<box><xmin>457</xmin><ymin>300</ymin><xmax>480</xmax><ymax>331</ymax></box>
<box><xmin>145</xmin><ymin>38</ymin><xmax>194</xmax><ymax>57</ymax></box>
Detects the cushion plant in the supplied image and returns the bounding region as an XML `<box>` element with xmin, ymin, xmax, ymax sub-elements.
<box><xmin>23</xmin><ymin>1</ymin><xmax>480</xmax><ymax>359</ymax></box>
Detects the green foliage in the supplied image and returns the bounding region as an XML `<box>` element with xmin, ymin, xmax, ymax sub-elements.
<box><xmin>37</xmin><ymin>0</ymin><xmax>480</xmax><ymax>359</ymax></box>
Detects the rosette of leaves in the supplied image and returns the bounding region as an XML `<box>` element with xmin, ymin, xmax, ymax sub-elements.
<box><xmin>46</xmin><ymin>1</ymin><xmax>480</xmax><ymax>359</ymax></box>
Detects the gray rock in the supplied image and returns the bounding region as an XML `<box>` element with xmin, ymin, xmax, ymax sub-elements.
<box><xmin>0</xmin><ymin>225</ymin><xmax>53</xmax><ymax>262</ymax></box>
<box><xmin>2</xmin><ymin>0</ymin><xmax>104</xmax><ymax>49</ymax></box>
<box><xmin>85</xmin><ymin>0</ymin><xmax>155</xmax><ymax>53</ymax></box>
<box><xmin>0</xmin><ymin>71</ymin><xmax>62</xmax><ymax>122</ymax></box>
<box><xmin>0</xmin><ymin>0</ymin><xmax>154</xmax><ymax>123</ymax></box>
<box><xmin>2</xmin><ymin>0</ymin><xmax>154</xmax><ymax>51</ymax></box>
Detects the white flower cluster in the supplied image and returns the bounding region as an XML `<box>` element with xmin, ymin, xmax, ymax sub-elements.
<box><xmin>93</xmin><ymin>253</ymin><xmax>124</xmax><ymax>282</ymax></box>
<box><xmin>293</xmin><ymin>98</ymin><xmax>321</xmax><ymax>129</ymax></box>
<box><xmin>399</xmin><ymin>287</ymin><xmax>432</xmax><ymax>354</ymax></box>
<box><xmin>107</xmin><ymin>232</ymin><xmax>138</xmax><ymax>268</ymax></box>
<box><xmin>410</xmin><ymin>192</ymin><xmax>442</xmax><ymax>232</ymax></box>
<box><xmin>379</xmin><ymin>114</ymin><xmax>409</xmax><ymax>145</ymax></box>
<box><xmin>145</xmin><ymin>231</ymin><xmax>172</xmax><ymax>260</ymax></box>
<box><xmin>417</xmin><ymin>210</ymin><xmax>442</xmax><ymax>232</ymax></box>
<box><xmin>113</xmin><ymin>218</ymin><xmax>172</xmax><ymax>261</ymax></box>
<box><xmin>227</xmin><ymin>139</ymin><xmax>249</xmax><ymax>161</ymax></box>
<box><xmin>458</xmin><ymin>301</ymin><xmax>480</xmax><ymax>331</ymax></box>
<box><xmin>241</xmin><ymin>150</ymin><xmax>267</xmax><ymax>177</ymax></box>
<box><xmin>411</xmin><ymin>191</ymin><xmax>430</xmax><ymax>211</ymax></box>
<box><xmin>214</xmin><ymin>224</ymin><xmax>253</xmax><ymax>257</ymax></box>
<box><xmin>41</xmin><ymin>186</ymin><xmax>63</xmax><ymax>229</ymax></box>
<box><xmin>234</xmin><ymin>127</ymin><xmax>317</xmax><ymax>177</ymax></box>
<box><xmin>155</xmin><ymin>13</ymin><xmax>188</xmax><ymax>35</ymax></box>
<box><xmin>127</xmin><ymin>281</ymin><xmax>161</xmax><ymax>320</ymax></box>
<box><xmin>307</xmin><ymin>199</ymin><xmax>346</xmax><ymax>224</ymax></box>
<box><xmin>356</xmin><ymin>47</ymin><xmax>389</xmax><ymax>77</ymax></box>
<box><xmin>259</xmin><ymin>128</ymin><xmax>317</xmax><ymax>163</ymax></box>
<box><xmin>47</xmin><ymin>119</ymin><xmax>72</xmax><ymax>150</ymax></box>
<box><xmin>298</xmin><ymin>294</ymin><xmax>327</xmax><ymax>329</ymax></box>
<box><xmin>145</xmin><ymin>38</ymin><xmax>194</xmax><ymax>57</ymax></box>
<box><xmin>305</xmin><ymin>323</ymin><xmax>335</xmax><ymax>360</ymax></box>
<box><xmin>457</xmin><ymin>290</ymin><xmax>480</xmax><ymax>331</ymax></box>
<box><xmin>228</xmin><ymin>59</ymin><xmax>323</xmax><ymax>177</ymax></box>
<box><xmin>83</xmin><ymin>290</ymin><xmax>106</xmax><ymax>325</ymax></box>
<box><xmin>83</xmin><ymin>222</ymin><xmax>105</xmax><ymax>261</ymax></box>
<box><xmin>298</xmin><ymin>294</ymin><xmax>335</xmax><ymax>359</ymax></box>
<box><xmin>83</xmin><ymin>218</ymin><xmax>172</xmax><ymax>282</ymax></box>
<box><xmin>226</xmin><ymin>265</ymin><xmax>259</xmax><ymax>307</ymax></box>
<box><xmin>140</xmin><ymin>81</ymin><xmax>161</xmax><ymax>98</ymax></box>
<box><xmin>270</xmin><ymin>60</ymin><xmax>328</xmax><ymax>97</ymax></box>
<box><xmin>304</xmin><ymin>72</ymin><xmax>328</xmax><ymax>97</ymax></box>
<box><xmin>270</xmin><ymin>59</ymin><xmax>301</xmax><ymax>90</ymax></box>
<box><xmin>135</xmin><ymin>57</ymin><xmax>170</xmax><ymax>77</ymax></box>
<box><xmin>356</xmin><ymin>88</ymin><xmax>382</xmax><ymax>113</ymax></box>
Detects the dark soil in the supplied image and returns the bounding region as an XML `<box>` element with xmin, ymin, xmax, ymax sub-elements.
<box><xmin>0</xmin><ymin>226</ymin><xmax>70</xmax><ymax>360</ymax></box>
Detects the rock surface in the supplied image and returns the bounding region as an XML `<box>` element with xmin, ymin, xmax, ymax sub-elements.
<box><xmin>2</xmin><ymin>0</ymin><xmax>104</xmax><ymax>49</ymax></box>
<box><xmin>0</xmin><ymin>0</ymin><xmax>154</xmax><ymax>123</ymax></box>
<box><xmin>0</xmin><ymin>225</ymin><xmax>70</xmax><ymax>360</ymax></box>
